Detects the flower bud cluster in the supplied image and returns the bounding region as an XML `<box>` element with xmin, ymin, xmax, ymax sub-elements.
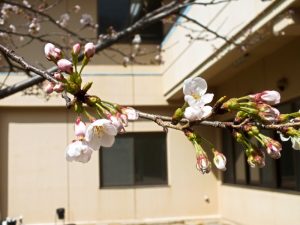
<box><xmin>222</xmin><ymin>90</ymin><xmax>281</xmax><ymax>123</ymax></box>
<box><xmin>233</xmin><ymin>130</ymin><xmax>266</xmax><ymax>168</ymax></box>
<box><xmin>44</xmin><ymin>42</ymin><xmax>97</xmax><ymax>95</ymax></box>
<box><xmin>184</xmin><ymin>130</ymin><xmax>226</xmax><ymax>174</ymax></box>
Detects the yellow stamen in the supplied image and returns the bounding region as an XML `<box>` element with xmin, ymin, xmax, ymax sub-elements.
<box><xmin>93</xmin><ymin>126</ymin><xmax>104</xmax><ymax>137</ymax></box>
<box><xmin>192</xmin><ymin>93</ymin><xmax>201</xmax><ymax>100</ymax></box>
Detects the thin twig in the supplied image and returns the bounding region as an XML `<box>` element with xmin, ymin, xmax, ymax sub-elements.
<box><xmin>2</xmin><ymin>0</ymin><xmax>87</xmax><ymax>42</ymax></box>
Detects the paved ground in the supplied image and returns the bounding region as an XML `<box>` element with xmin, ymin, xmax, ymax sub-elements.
<box><xmin>100</xmin><ymin>219</ymin><xmax>236</xmax><ymax>225</ymax></box>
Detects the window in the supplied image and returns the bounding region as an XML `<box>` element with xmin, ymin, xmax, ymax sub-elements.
<box><xmin>222</xmin><ymin>98</ymin><xmax>300</xmax><ymax>192</ymax></box>
<box><xmin>100</xmin><ymin>132</ymin><xmax>168</xmax><ymax>187</ymax></box>
<box><xmin>98</xmin><ymin>0</ymin><xmax>163</xmax><ymax>42</ymax></box>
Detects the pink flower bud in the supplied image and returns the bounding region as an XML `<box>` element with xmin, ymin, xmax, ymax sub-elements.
<box><xmin>121</xmin><ymin>107</ymin><xmax>139</xmax><ymax>121</ymax></box>
<box><xmin>257</xmin><ymin>103</ymin><xmax>280</xmax><ymax>123</ymax></box>
<box><xmin>213</xmin><ymin>152</ymin><xmax>227</xmax><ymax>171</ymax></box>
<box><xmin>196</xmin><ymin>154</ymin><xmax>211</xmax><ymax>174</ymax></box>
<box><xmin>72</xmin><ymin>43</ymin><xmax>81</xmax><ymax>55</ymax></box>
<box><xmin>57</xmin><ymin>59</ymin><xmax>73</xmax><ymax>74</ymax></box>
<box><xmin>44</xmin><ymin>82</ymin><xmax>54</xmax><ymax>94</ymax></box>
<box><xmin>53</xmin><ymin>72</ymin><xmax>63</xmax><ymax>80</ymax></box>
<box><xmin>44</xmin><ymin>43</ymin><xmax>55</xmax><ymax>60</ymax></box>
<box><xmin>53</xmin><ymin>83</ymin><xmax>65</xmax><ymax>93</ymax></box>
<box><xmin>247</xmin><ymin>150</ymin><xmax>265</xmax><ymax>168</ymax></box>
<box><xmin>84</xmin><ymin>42</ymin><xmax>96</xmax><ymax>58</ymax></box>
<box><xmin>44</xmin><ymin>43</ymin><xmax>62</xmax><ymax>62</ymax></box>
<box><xmin>120</xmin><ymin>114</ymin><xmax>128</xmax><ymax>127</ymax></box>
<box><xmin>263</xmin><ymin>137</ymin><xmax>282</xmax><ymax>159</ymax></box>
<box><xmin>75</xmin><ymin>117</ymin><xmax>86</xmax><ymax>138</ymax></box>
<box><xmin>250</xmin><ymin>90</ymin><xmax>281</xmax><ymax>105</ymax></box>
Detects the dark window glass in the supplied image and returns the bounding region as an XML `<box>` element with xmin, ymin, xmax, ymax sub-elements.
<box><xmin>276</xmin><ymin>103</ymin><xmax>296</xmax><ymax>190</ymax></box>
<box><xmin>222</xmin><ymin>130</ymin><xmax>235</xmax><ymax>183</ymax></box>
<box><xmin>98</xmin><ymin>0</ymin><xmax>163</xmax><ymax>42</ymax></box>
<box><xmin>261</xmin><ymin>153</ymin><xmax>277</xmax><ymax>188</ymax></box>
<box><xmin>234</xmin><ymin>142</ymin><xmax>247</xmax><ymax>184</ymax></box>
<box><xmin>101</xmin><ymin>136</ymin><xmax>135</xmax><ymax>186</ymax></box>
<box><xmin>260</xmin><ymin>130</ymin><xmax>277</xmax><ymax>188</ymax></box>
<box><xmin>100</xmin><ymin>132</ymin><xmax>168</xmax><ymax>187</ymax></box>
<box><xmin>134</xmin><ymin>133</ymin><xmax>167</xmax><ymax>185</ymax></box>
<box><xmin>278</xmin><ymin>139</ymin><xmax>296</xmax><ymax>190</ymax></box>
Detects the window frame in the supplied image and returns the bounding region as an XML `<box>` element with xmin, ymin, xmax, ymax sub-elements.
<box><xmin>99</xmin><ymin>132</ymin><xmax>168</xmax><ymax>189</ymax></box>
<box><xmin>97</xmin><ymin>0</ymin><xmax>164</xmax><ymax>43</ymax></box>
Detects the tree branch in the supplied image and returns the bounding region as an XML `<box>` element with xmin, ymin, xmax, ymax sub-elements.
<box><xmin>0</xmin><ymin>44</ymin><xmax>58</xmax><ymax>84</ymax></box>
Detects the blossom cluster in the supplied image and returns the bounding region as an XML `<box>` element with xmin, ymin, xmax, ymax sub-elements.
<box><xmin>174</xmin><ymin>76</ymin><xmax>300</xmax><ymax>173</ymax></box>
<box><xmin>43</xmin><ymin>42</ymin><xmax>140</xmax><ymax>163</ymax></box>
<box><xmin>66</xmin><ymin>109</ymin><xmax>138</xmax><ymax>163</ymax></box>
<box><xmin>178</xmin><ymin>78</ymin><xmax>227</xmax><ymax>173</ymax></box>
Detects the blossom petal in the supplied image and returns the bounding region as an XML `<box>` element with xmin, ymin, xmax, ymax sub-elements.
<box><xmin>202</xmin><ymin>106</ymin><xmax>213</xmax><ymax>118</ymax></box>
<box><xmin>201</xmin><ymin>93</ymin><xmax>214</xmax><ymax>104</ymax></box>
<box><xmin>85</xmin><ymin>125</ymin><xmax>93</xmax><ymax>141</ymax></box>
<box><xmin>291</xmin><ymin>137</ymin><xmax>300</xmax><ymax>150</ymax></box>
<box><xmin>101</xmin><ymin>134</ymin><xmax>115</xmax><ymax>147</ymax></box>
<box><xmin>184</xmin><ymin>106</ymin><xmax>198</xmax><ymax>121</ymax></box>
<box><xmin>88</xmin><ymin>137</ymin><xmax>102</xmax><ymax>150</ymax></box>
<box><xmin>103</xmin><ymin>122</ymin><xmax>118</xmax><ymax>136</ymax></box>
<box><xmin>279</xmin><ymin>133</ymin><xmax>290</xmax><ymax>142</ymax></box>
<box><xmin>183</xmin><ymin>77</ymin><xmax>207</xmax><ymax>96</ymax></box>
<box><xmin>65</xmin><ymin>140</ymin><xmax>93</xmax><ymax>163</ymax></box>
<box><xmin>193</xmin><ymin>77</ymin><xmax>207</xmax><ymax>95</ymax></box>
<box><xmin>184</xmin><ymin>95</ymin><xmax>197</xmax><ymax>106</ymax></box>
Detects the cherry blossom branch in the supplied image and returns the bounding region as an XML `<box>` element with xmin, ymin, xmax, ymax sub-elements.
<box><xmin>137</xmin><ymin>111</ymin><xmax>300</xmax><ymax>130</ymax></box>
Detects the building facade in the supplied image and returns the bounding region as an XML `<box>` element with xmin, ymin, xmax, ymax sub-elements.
<box><xmin>1</xmin><ymin>1</ymin><xmax>300</xmax><ymax>225</ymax></box>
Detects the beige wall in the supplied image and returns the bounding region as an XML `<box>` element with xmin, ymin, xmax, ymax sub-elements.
<box><xmin>0</xmin><ymin>65</ymin><xmax>165</xmax><ymax>107</ymax></box>
<box><xmin>219</xmin><ymin>186</ymin><xmax>300</xmax><ymax>225</ymax></box>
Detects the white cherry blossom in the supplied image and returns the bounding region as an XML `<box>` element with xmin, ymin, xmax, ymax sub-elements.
<box><xmin>183</xmin><ymin>77</ymin><xmax>214</xmax><ymax>107</ymax></box>
<box><xmin>184</xmin><ymin>105</ymin><xmax>212</xmax><ymax>121</ymax></box>
<box><xmin>66</xmin><ymin>140</ymin><xmax>93</xmax><ymax>163</ymax></box>
<box><xmin>85</xmin><ymin>119</ymin><xmax>118</xmax><ymax>150</ymax></box>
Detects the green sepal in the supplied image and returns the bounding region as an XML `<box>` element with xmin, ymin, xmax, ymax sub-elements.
<box><xmin>74</xmin><ymin>101</ymin><xmax>84</xmax><ymax>113</ymax></box>
<box><xmin>86</xmin><ymin>95</ymin><xmax>101</xmax><ymax>107</ymax></box>
<box><xmin>171</xmin><ymin>108</ymin><xmax>184</xmax><ymax>124</ymax></box>
<box><xmin>82</xmin><ymin>82</ymin><xmax>93</xmax><ymax>93</ymax></box>
<box><xmin>65</xmin><ymin>81</ymin><xmax>80</xmax><ymax>95</ymax></box>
